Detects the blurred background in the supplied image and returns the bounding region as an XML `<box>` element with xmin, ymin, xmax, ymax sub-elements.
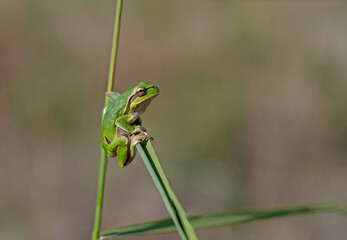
<box><xmin>1</xmin><ymin>1</ymin><xmax>346</xmax><ymax>239</ymax></box>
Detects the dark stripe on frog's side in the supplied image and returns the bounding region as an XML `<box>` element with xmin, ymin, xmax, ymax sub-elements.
<box><xmin>123</xmin><ymin>94</ymin><xmax>137</xmax><ymax>115</ymax></box>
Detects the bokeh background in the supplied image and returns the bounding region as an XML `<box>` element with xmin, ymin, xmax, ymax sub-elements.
<box><xmin>1</xmin><ymin>1</ymin><xmax>346</xmax><ymax>239</ymax></box>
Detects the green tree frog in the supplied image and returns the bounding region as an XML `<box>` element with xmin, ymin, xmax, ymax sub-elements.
<box><xmin>101</xmin><ymin>81</ymin><xmax>159</xmax><ymax>167</ymax></box>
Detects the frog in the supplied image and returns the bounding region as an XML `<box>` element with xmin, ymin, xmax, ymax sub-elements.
<box><xmin>101</xmin><ymin>81</ymin><xmax>159</xmax><ymax>167</ymax></box>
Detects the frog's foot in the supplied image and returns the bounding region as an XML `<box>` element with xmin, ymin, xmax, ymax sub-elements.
<box><xmin>130</xmin><ymin>125</ymin><xmax>147</xmax><ymax>135</ymax></box>
<box><xmin>130</xmin><ymin>131</ymin><xmax>153</xmax><ymax>146</ymax></box>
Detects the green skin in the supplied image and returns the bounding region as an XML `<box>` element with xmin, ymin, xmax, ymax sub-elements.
<box><xmin>101</xmin><ymin>81</ymin><xmax>159</xmax><ymax>167</ymax></box>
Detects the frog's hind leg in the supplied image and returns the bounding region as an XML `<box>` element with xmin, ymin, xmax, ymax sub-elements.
<box><xmin>108</xmin><ymin>136</ymin><xmax>126</xmax><ymax>153</ymax></box>
<box><xmin>123</xmin><ymin>143</ymin><xmax>136</xmax><ymax>167</ymax></box>
<box><xmin>107</xmin><ymin>136</ymin><xmax>129</xmax><ymax>167</ymax></box>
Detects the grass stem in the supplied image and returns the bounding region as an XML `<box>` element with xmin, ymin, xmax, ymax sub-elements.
<box><xmin>92</xmin><ymin>149</ymin><xmax>108</xmax><ymax>240</ymax></box>
<box><xmin>92</xmin><ymin>1</ymin><xmax>123</xmax><ymax>239</ymax></box>
<box><xmin>107</xmin><ymin>0</ymin><xmax>123</xmax><ymax>97</ymax></box>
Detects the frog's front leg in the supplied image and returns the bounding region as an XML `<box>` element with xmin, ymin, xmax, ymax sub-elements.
<box><xmin>107</xmin><ymin>136</ymin><xmax>136</xmax><ymax>167</ymax></box>
<box><xmin>115</xmin><ymin>115</ymin><xmax>145</xmax><ymax>135</ymax></box>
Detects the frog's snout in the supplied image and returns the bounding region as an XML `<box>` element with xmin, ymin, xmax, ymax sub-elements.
<box><xmin>153</xmin><ymin>84</ymin><xmax>159</xmax><ymax>93</ymax></box>
<box><xmin>148</xmin><ymin>84</ymin><xmax>159</xmax><ymax>95</ymax></box>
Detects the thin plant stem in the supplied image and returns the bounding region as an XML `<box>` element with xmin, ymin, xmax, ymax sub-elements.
<box><xmin>92</xmin><ymin>148</ymin><xmax>108</xmax><ymax>240</ymax></box>
<box><xmin>107</xmin><ymin>0</ymin><xmax>123</xmax><ymax>97</ymax></box>
<box><xmin>92</xmin><ymin>1</ymin><xmax>124</xmax><ymax>240</ymax></box>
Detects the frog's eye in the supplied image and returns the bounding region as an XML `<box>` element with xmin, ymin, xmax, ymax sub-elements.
<box><xmin>135</xmin><ymin>87</ymin><xmax>146</xmax><ymax>97</ymax></box>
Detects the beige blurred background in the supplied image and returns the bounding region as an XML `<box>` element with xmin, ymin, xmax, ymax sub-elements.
<box><xmin>1</xmin><ymin>1</ymin><xmax>346</xmax><ymax>239</ymax></box>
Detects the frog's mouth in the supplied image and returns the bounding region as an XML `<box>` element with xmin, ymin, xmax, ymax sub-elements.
<box><xmin>133</xmin><ymin>93</ymin><xmax>158</xmax><ymax>113</ymax></box>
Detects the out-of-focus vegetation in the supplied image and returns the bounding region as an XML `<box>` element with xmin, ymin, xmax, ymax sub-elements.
<box><xmin>0</xmin><ymin>1</ymin><xmax>346</xmax><ymax>240</ymax></box>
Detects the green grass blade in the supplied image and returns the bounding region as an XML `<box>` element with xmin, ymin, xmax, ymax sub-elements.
<box><xmin>100</xmin><ymin>204</ymin><xmax>346</xmax><ymax>239</ymax></box>
<box><xmin>135</xmin><ymin>141</ymin><xmax>198</xmax><ymax>240</ymax></box>
<box><xmin>92</xmin><ymin>1</ymin><xmax>123</xmax><ymax>240</ymax></box>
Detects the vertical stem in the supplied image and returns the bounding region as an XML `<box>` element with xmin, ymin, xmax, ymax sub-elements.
<box><xmin>107</xmin><ymin>0</ymin><xmax>123</xmax><ymax>96</ymax></box>
<box><xmin>92</xmin><ymin>1</ymin><xmax>124</xmax><ymax>240</ymax></box>
<box><xmin>92</xmin><ymin>148</ymin><xmax>108</xmax><ymax>240</ymax></box>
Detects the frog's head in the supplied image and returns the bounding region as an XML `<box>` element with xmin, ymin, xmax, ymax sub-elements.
<box><xmin>127</xmin><ymin>81</ymin><xmax>159</xmax><ymax>115</ymax></box>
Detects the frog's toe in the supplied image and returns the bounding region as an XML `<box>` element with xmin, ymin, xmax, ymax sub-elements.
<box><xmin>130</xmin><ymin>132</ymin><xmax>153</xmax><ymax>146</ymax></box>
<box><xmin>131</xmin><ymin>125</ymin><xmax>147</xmax><ymax>136</ymax></box>
<box><xmin>139</xmin><ymin>131</ymin><xmax>153</xmax><ymax>140</ymax></box>
<box><xmin>131</xmin><ymin>139</ymin><xmax>142</xmax><ymax>146</ymax></box>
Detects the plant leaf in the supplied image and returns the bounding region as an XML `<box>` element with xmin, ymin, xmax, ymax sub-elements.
<box><xmin>134</xmin><ymin>141</ymin><xmax>198</xmax><ymax>240</ymax></box>
<box><xmin>100</xmin><ymin>204</ymin><xmax>346</xmax><ymax>239</ymax></box>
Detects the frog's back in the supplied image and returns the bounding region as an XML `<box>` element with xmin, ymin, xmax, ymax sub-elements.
<box><xmin>100</xmin><ymin>89</ymin><xmax>133</xmax><ymax>148</ymax></box>
<box><xmin>104</xmin><ymin>88</ymin><xmax>133</xmax><ymax>122</ymax></box>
